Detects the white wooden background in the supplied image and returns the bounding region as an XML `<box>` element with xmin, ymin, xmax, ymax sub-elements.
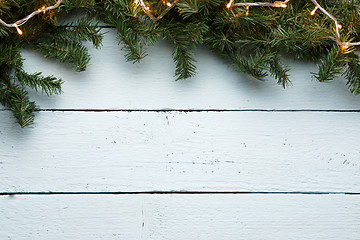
<box><xmin>1</xmin><ymin>29</ymin><xmax>360</xmax><ymax>239</ymax></box>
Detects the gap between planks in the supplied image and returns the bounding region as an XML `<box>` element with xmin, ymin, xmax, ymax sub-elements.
<box><xmin>2</xmin><ymin>109</ymin><xmax>360</xmax><ymax>112</ymax></box>
<box><xmin>1</xmin><ymin>191</ymin><xmax>359</xmax><ymax>196</ymax></box>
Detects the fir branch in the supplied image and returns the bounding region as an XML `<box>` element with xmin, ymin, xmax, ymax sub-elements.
<box><xmin>0</xmin><ymin>79</ymin><xmax>38</xmax><ymax>128</ymax></box>
<box><xmin>16</xmin><ymin>70</ymin><xmax>63</xmax><ymax>96</ymax></box>
<box><xmin>197</xmin><ymin>0</ymin><xmax>222</xmax><ymax>15</ymax></box>
<box><xmin>35</xmin><ymin>40</ymin><xmax>90</xmax><ymax>71</ymax></box>
<box><xmin>0</xmin><ymin>25</ymin><xmax>8</xmax><ymax>38</ymax></box>
<box><xmin>103</xmin><ymin>0</ymin><xmax>158</xmax><ymax>62</ymax></box>
<box><xmin>267</xmin><ymin>54</ymin><xmax>291</xmax><ymax>88</ymax></box>
<box><xmin>60</xmin><ymin>0</ymin><xmax>98</xmax><ymax>13</ymax></box>
<box><xmin>269</xmin><ymin>24</ymin><xmax>333</xmax><ymax>60</ymax></box>
<box><xmin>57</xmin><ymin>17</ymin><xmax>103</xmax><ymax>48</ymax></box>
<box><xmin>343</xmin><ymin>59</ymin><xmax>360</xmax><ymax>95</ymax></box>
<box><xmin>232</xmin><ymin>51</ymin><xmax>275</xmax><ymax>80</ymax></box>
<box><xmin>162</xmin><ymin>22</ymin><xmax>198</xmax><ymax>80</ymax></box>
<box><xmin>177</xmin><ymin>0</ymin><xmax>200</xmax><ymax>19</ymax></box>
<box><xmin>0</xmin><ymin>42</ymin><xmax>23</xmax><ymax>69</ymax></box>
<box><xmin>206</xmin><ymin>31</ymin><xmax>235</xmax><ymax>53</ymax></box>
<box><xmin>117</xmin><ymin>20</ymin><xmax>145</xmax><ymax>62</ymax></box>
<box><xmin>314</xmin><ymin>46</ymin><xmax>344</xmax><ymax>82</ymax></box>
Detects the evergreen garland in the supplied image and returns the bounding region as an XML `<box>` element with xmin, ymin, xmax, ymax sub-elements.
<box><xmin>1</xmin><ymin>0</ymin><xmax>360</xmax><ymax>127</ymax></box>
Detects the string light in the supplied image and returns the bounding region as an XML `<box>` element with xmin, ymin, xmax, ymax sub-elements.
<box><xmin>310</xmin><ymin>6</ymin><xmax>318</xmax><ymax>16</ymax></box>
<box><xmin>1</xmin><ymin>0</ymin><xmax>360</xmax><ymax>50</ymax></box>
<box><xmin>227</xmin><ymin>0</ymin><xmax>290</xmax><ymax>8</ymax></box>
<box><xmin>14</xmin><ymin>23</ymin><xmax>23</xmax><ymax>35</ymax></box>
<box><xmin>0</xmin><ymin>0</ymin><xmax>63</xmax><ymax>35</ymax></box>
<box><xmin>40</xmin><ymin>6</ymin><xmax>47</xmax><ymax>14</ymax></box>
<box><xmin>135</xmin><ymin>0</ymin><xmax>178</xmax><ymax>22</ymax></box>
<box><xmin>226</xmin><ymin>0</ymin><xmax>360</xmax><ymax>49</ymax></box>
<box><xmin>226</xmin><ymin>0</ymin><xmax>234</xmax><ymax>8</ymax></box>
<box><xmin>310</xmin><ymin>0</ymin><xmax>360</xmax><ymax>48</ymax></box>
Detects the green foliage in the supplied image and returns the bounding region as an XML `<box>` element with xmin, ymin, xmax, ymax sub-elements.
<box><xmin>16</xmin><ymin>71</ymin><xmax>63</xmax><ymax>96</ymax></box>
<box><xmin>0</xmin><ymin>78</ymin><xmax>38</xmax><ymax>128</ymax></box>
<box><xmin>35</xmin><ymin>40</ymin><xmax>91</xmax><ymax>71</ymax></box>
<box><xmin>233</xmin><ymin>51</ymin><xmax>272</xmax><ymax>80</ymax></box>
<box><xmin>177</xmin><ymin>0</ymin><xmax>200</xmax><ymax>19</ymax></box>
<box><xmin>343</xmin><ymin>59</ymin><xmax>360</xmax><ymax>95</ymax></box>
<box><xmin>0</xmin><ymin>42</ymin><xmax>23</xmax><ymax>69</ymax></box>
<box><xmin>60</xmin><ymin>0</ymin><xmax>98</xmax><ymax>13</ymax></box>
<box><xmin>2</xmin><ymin>0</ymin><xmax>360</xmax><ymax>127</ymax></box>
<box><xmin>314</xmin><ymin>46</ymin><xmax>344</xmax><ymax>82</ymax></box>
<box><xmin>267</xmin><ymin>54</ymin><xmax>291</xmax><ymax>88</ymax></box>
<box><xmin>102</xmin><ymin>0</ymin><xmax>158</xmax><ymax>62</ymax></box>
<box><xmin>162</xmin><ymin>21</ymin><xmax>208</xmax><ymax>80</ymax></box>
<box><xmin>56</xmin><ymin>17</ymin><xmax>103</xmax><ymax>49</ymax></box>
<box><xmin>0</xmin><ymin>0</ymin><xmax>102</xmax><ymax>127</ymax></box>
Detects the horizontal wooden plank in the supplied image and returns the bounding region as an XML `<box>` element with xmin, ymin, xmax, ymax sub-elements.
<box><xmin>1</xmin><ymin>111</ymin><xmax>359</xmax><ymax>192</ymax></box>
<box><xmin>1</xmin><ymin>194</ymin><xmax>359</xmax><ymax>239</ymax></box>
<box><xmin>17</xmin><ymin>29</ymin><xmax>360</xmax><ymax>110</ymax></box>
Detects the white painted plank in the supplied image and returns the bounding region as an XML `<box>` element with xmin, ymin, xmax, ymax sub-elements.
<box><xmin>1</xmin><ymin>194</ymin><xmax>359</xmax><ymax>239</ymax></box>
<box><xmin>17</xmin><ymin>29</ymin><xmax>360</xmax><ymax>110</ymax></box>
<box><xmin>1</xmin><ymin>111</ymin><xmax>359</xmax><ymax>192</ymax></box>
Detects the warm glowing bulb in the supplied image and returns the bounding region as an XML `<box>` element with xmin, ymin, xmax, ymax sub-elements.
<box><xmin>226</xmin><ymin>2</ymin><xmax>231</xmax><ymax>8</ymax></box>
<box><xmin>341</xmin><ymin>42</ymin><xmax>349</xmax><ymax>51</ymax></box>
<box><xmin>274</xmin><ymin>1</ymin><xmax>287</xmax><ymax>8</ymax></box>
<box><xmin>167</xmin><ymin>2</ymin><xmax>171</xmax><ymax>7</ymax></box>
<box><xmin>146</xmin><ymin>6</ymin><xmax>150</xmax><ymax>10</ymax></box>
<box><xmin>337</xmin><ymin>24</ymin><xmax>342</xmax><ymax>29</ymax></box>
<box><xmin>311</xmin><ymin>6</ymin><xmax>318</xmax><ymax>16</ymax></box>
<box><xmin>246</xmin><ymin>6</ymin><xmax>249</xmax><ymax>16</ymax></box>
<box><xmin>40</xmin><ymin>6</ymin><xmax>46</xmax><ymax>13</ymax></box>
<box><xmin>134</xmin><ymin>0</ymin><xmax>139</xmax><ymax>4</ymax></box>
<box><xmin>14</xmin><ymin>24</ymin><xmax>22</xmax><ymax>35</ymax></box>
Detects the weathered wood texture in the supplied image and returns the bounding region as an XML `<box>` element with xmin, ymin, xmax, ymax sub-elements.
<box><xmin>1</xmin><ymin>27</ymin><xmax>360</xmax><ymax>239</ymax></box>
<box><xmin>1</xmin><ymin>111</ymin><xmax>359</xmax><ymax>192</ymax></box>
<box><xmin>17</xmin><ymin>29</ymin><xmax>360</xmax><ymax>110</ymax></box>
<box><xmin>1</xmin><ymin>194</ymin><xmax>359</xmax><ymax>240</ymax></box>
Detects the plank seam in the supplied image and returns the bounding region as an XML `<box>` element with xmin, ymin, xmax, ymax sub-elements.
<box><xmin>1</xmin><ymin>191</ymin><xmax>359</xmax><ymax>196</ymax></box>
<box><xmin>2</xmin><ymin>109</ymin><xmax>360</xmax><ymax>112</ymax></box>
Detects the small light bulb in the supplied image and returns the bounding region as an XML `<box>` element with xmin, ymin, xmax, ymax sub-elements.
<box><xmin>40</xmin><ymin>6</ymin><xmax>46</xmax><ymax>13</ymax></box>
<box><xmin>274</xmin><ymin>1</ymin><xmax>287</xmax><ymax>8</ymax></box>
<box><xmin>167</xmin><ymin>2</ymin><xmax>171</xmax><ymax>7</ymax></box>
<box><xmin>14</xmin><ymin>24</ymin><xmax>22</xmax><ymax>35</ymax></box>
<box><xmin>246</xmin><ymin>6</ymin><xmax>249</xmax><ymax>16</ymax></box>
<box><xmin>226</xmin><ymin>2</ymin><xmax>232</xmax><ymax>8</ymax></box>
<box><xmin>337</xmin><ymin>24</ymin><xmax>342</xmax><ymax>29</ymax></box>
<box><xmin>134</xmin><ymin>0</ymin><xmax>139</xmax><ymax>4</ymax></box>
<box><xmin>311</xmin><ymin>6</ymin><xmax>318</xmax><ymax>16</ymax></box>
<box><xmin>341</xmin><ymin>42</ymin><xmax>349</xmax><ymax>51</ymax></box>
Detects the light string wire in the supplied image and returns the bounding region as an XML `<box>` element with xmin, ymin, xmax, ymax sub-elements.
<box><xmin>0</xmin><ymin>0</ymin><xmax>359</xmax><ymax>49</ymax></box>
<box><xmin>0</xmin><ymin>0</ymin><xmax>63</xmax><ymax>34</ymax></box>
<box><xmin>135</xmin><ymin>0</ymin><xmax>179</xmax><ymax>22</ymax></box>
<box><xmin>310</xmin><ymin>0</ymin><xmax>360</xmax><ymax>48</ymax></box>
<box><xmin>226</xmin><ymin>0</ymin><xmax>360</xmax><ymax>49</ymax></box>
<box><xmin>227</xmin><ymin>0</ymin><xmax>290</xmax><ymax>8</ymax></box>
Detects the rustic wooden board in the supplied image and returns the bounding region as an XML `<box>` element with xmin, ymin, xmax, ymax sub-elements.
<box><xmin>1</xmin><ymin>194</ymin><xmax>359</xmax><ymax>239</ymax></box>
<box><xmin>17</xmin><ymin>29</ymin><xmax>360</xmax><ymax>110</ymax></box>
<box><xmin>1</xmin><ymin>111</ymin><xmax>359</xmax><ymax>193</ymax></box>
<box><xmin>2</xmin><ymin>16</ymin><xmax>360</xmax><ymax>240</ymax></box>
